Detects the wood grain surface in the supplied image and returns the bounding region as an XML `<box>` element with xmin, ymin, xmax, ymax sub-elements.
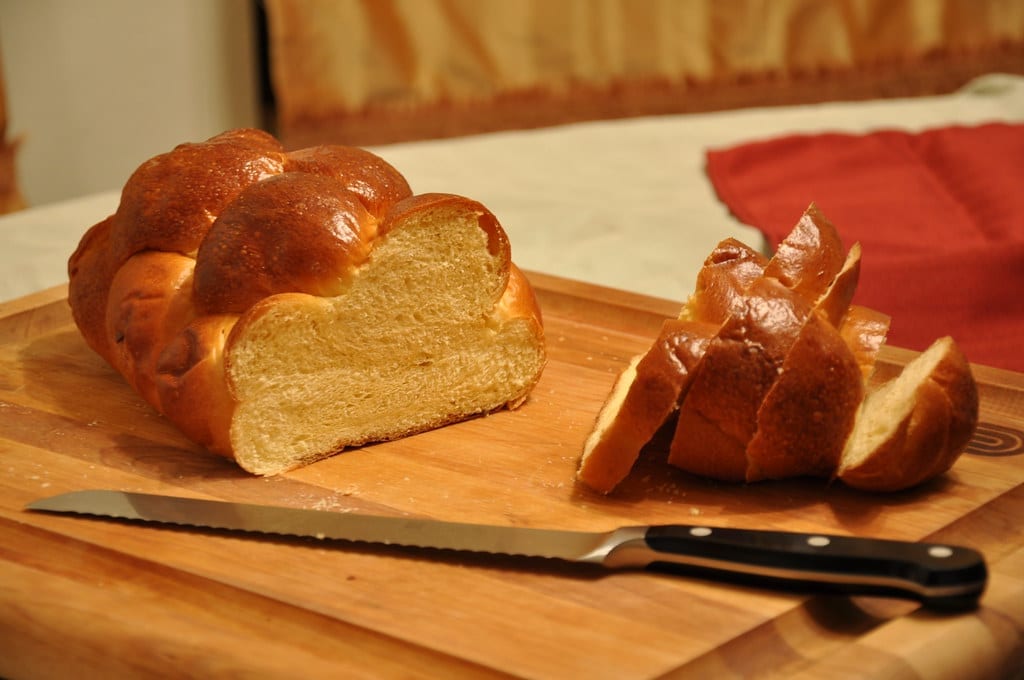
<box><xmin>1</xmin><ymin>276</ymin><xmax>1022</xmax><ymax>679</ymax></box>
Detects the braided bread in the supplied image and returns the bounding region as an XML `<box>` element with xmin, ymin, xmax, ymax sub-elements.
<box><xmin>69</xmin><ymin>129</ymin><xmax>546</xmax><ymax>474</ymax></box>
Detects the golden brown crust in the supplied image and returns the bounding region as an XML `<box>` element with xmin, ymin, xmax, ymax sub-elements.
<box><xmin>669</xmin><ymin>278</ymin><xmax>812</xmax><ymax>481</ymax></box>
<box><xmin>155</xmin><ymin>314</ymin><xmax>238</xmax><ymax>456</ymax></box>
<box><xmin>814</xmin><ymin>243</ymin><xmax>861</xmax><ymax>327</ymax></box>
<box><xmin>741</xmin><ymin>239</ymin><xmax>866</xmax><ymax>481</ymax></box>
<box><xmin>497</xmin><ymin>263</ymin><xmax>543</xmax><ymax>326</ymax></box>
<box><xmin>110</xmin><ymin>129</ymin><xmax>286</xmax><ymax>263</ymax></box>
<box><xmin>68</xmin><ymin>216</ymin><xmax>119</xmax><ymax>364</ymax></box>
<box><xmin>762</xmin><ymin>203</ymin><xmax>847</xmax><ymax>302</ymax></box>
<box><xmin>284</xmin><ymin>144</ymin><xmax>412</xmax><ymax>219</ymax></box>
<box><xmin>669</xmin><ymin>204</ymin><xmax>864</xmax><ymax>483</ymax></box>
<box><xmin>579</xmin><ymin>235</ymin><xmax>774</xmax><ymax>493</ymax></box>
<box><xmin>104</xmin><ymin>251</ymin><xmax>198</xmax><ymax>407</ymax></box>
<box><xmin>194</xmin><ymin>172</ymin><xmax>375</xmax><ymax>314</ymax></box>
<box><xmin>681</xmin><ymin>238</ymin><xmax>768</xmax><ymax>323</ymax></box>
<box><xmin>838</xmin><ymin>304</ymin><xmax>891</xmax><ymax>381</ymax></box>
<box><xmin>746</xmin><ymin>312</ymin><xmax>863</xmax><ymax>481</ymax></box>
<box><xmin>495</xmin><ymin>264</ymin><xmax>547</xmax><ymax>406</ymax></box>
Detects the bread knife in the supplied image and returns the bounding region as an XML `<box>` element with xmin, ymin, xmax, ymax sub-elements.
<box><xmin>26</xmin><ymin>490</ymin><xmax>987</xmax><ymax>611</ymax></box>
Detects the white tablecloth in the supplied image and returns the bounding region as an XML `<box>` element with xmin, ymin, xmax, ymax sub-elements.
<box><xmin>3</xmin><ymin>73</ymin><xmax>1024</xmax><ymax>305</ymax></box>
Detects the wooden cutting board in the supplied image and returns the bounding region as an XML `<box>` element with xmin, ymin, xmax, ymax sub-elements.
<box><xmin>2</xmin><ymin>275</ymin><xmax>1022</xmax><ymax>680</ymax></box>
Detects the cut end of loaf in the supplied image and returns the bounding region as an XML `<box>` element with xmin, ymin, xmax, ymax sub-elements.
<box><xmin>837</xmin><ymin>336</ymin><xmax>979</xmax><ymax>491</ymax></box>
<box><xmin>577</xmin><ymin>355</ymin><xmax>643</xmax><ymax>494</ymax></box>
<box><xmin>225</xmin><ymin>196</ymin><xmax>546</xmax><ymax>475</ymax></box>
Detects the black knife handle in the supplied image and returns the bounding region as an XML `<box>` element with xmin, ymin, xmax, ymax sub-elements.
<box><xmin>633</xmin><ymin>525</ymin><xmax>987</xmax><ymax>610</ymax></box>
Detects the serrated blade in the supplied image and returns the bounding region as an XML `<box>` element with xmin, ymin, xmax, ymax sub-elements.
<box><xmin>26</xmin><ymin>489</ymin><xmax>622</xmax><ymax>563</ymax></box>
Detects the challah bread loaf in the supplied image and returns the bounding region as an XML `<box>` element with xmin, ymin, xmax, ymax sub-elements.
<box><xmin>577</xmin><ymin>203</ymin><xmax>977</xmax><ymax>494</ymax></box>
<box><xmin>69</xmin><ymin>129</ymin><xmax>546</xmax><ymax>474</ymax></box>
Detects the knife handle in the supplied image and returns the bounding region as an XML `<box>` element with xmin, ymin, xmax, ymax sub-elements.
<box><xmin>615</xmin><ymin>525</ymin><xmax>987</xmax><ymax>610</ymax></box>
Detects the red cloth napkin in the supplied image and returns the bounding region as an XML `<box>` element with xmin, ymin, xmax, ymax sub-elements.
<box><xmin>706</xmin><ymin>122</ymin><xmax>1024</xmax><ymax>373</ymax></box>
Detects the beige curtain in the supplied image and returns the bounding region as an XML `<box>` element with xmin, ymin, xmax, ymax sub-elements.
<box><xmin>265</xmin><ymin>0</ymin><xmax>1024</xmax><ymax>147</ymax></box>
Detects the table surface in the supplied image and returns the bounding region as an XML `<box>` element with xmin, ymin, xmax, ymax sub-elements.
<box><xmin>1</xmin><ymin>275</ymin><xmax>1022</xmax><ymax>680</ymax></box>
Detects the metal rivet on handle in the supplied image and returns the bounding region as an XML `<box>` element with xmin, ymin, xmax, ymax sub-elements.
<box><xmin>928</xmin><ymin>546</ymin><xmax>954</xmax><ymax>558</ymax></box>
<box><xmin>690</xmin><ymin>527</ymin><xmax>712</xmax><ymax>537</ymax></box>
<box><xmin>807</xmin><ymin>536</ymin><xmax>830</xmax><ymax>547</ymax></box>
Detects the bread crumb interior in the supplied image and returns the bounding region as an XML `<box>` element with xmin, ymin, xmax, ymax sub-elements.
<box><xmin>227</xmin><ymin>207</ymin><xmax>543</xmax><ymax>473</ymax></box>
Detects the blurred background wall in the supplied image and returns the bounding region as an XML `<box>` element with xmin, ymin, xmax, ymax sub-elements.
<box><xmin>0</xmin><ymin>0</ymin><xmax>262</xmax><ymax>207</ymax></box>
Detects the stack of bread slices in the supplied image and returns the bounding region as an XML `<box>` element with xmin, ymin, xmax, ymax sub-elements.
<box><xmin>578</xmin><ymin>205</ymin><xmax>979</xmax><ymax>493</ymax></box>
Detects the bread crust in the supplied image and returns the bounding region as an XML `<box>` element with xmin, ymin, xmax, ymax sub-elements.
<box><xmin>156</xmin><ymin>314</ymin><xmax>238</xmax><ymax>456</ymax></box>
<box><xmin>838</xmin><ymin>304</ymin><xmax>891</xmax><ymax>381</ymax></box>
<box><xmin>669</xmin><ymin>278</ymin><xmax>812</xmax><ymax>481</ymax></box>
<box><xmin>681</xmin><ymin>238</ymin><xmax>768</xmax><ymax>323</ymax></box>
<box><xmin>194</xmin><ymin>172</ymin><xmax>376</xmax><ymax>313</ymax></box>
<box><xmin>579</xmin><ymin>236</ymin><xmax>773</xmax><ymax>492</ymax></box>
<box><xmin>68</xmin><ymin>216</ymin><xmax>119</xmax><ymax>365</ymax></box>
<box><xmin>671</xmin><ymin>218</ymin><xmax>863</xmax><ymax>482</ymax></box>
<box><xmin>815</xmin><ymin>243</ymin><xmax>861</xmax><ymax>327</ymax></box>
<box><xmin>762</xmin><ymin>203</ymin><xmax>846</xmax><ymax>302</ymax></box>
<box><xmin>104</xmin><ymin>250</ymin><xmax>197</xmax><ymax>407</ymax></box>
<box><xmin>283</xmin><ymin>144</ymin><xmax>412</xmax><ymax>219</ymax></box>
<box><xmin>111</xmin><ymin>129</ymin><xmax>286</xmax><ymax>263</ymax></box>
<box><xmin>746</xmin><ymin>312</ymin><xmax>863</xmax><ymax>481</ymax></box>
